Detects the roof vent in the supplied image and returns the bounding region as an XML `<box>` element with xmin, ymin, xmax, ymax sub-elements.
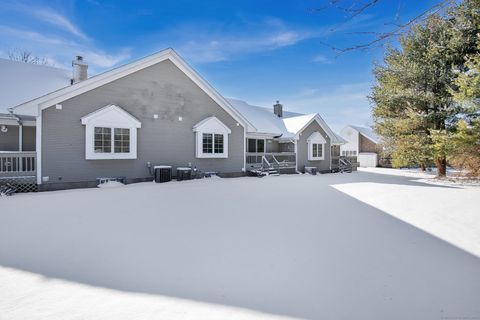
<box><xmin>273</xmin><ymin>100</ymin><xmax>283</xmax><ymax>118</ymax></box>
<box><xmin>71</xmin><ymin>55</ymin><xmax>88</xmax><ymax>84</ymax></box>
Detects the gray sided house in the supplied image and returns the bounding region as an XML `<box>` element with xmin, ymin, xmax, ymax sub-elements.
<box><xmin>0</xmin><ymin>49</ymin><xmax>345</xmax><ymax>191</ymax></box>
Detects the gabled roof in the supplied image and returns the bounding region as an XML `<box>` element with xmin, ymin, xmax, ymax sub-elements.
<box><xmin>282</xmin><ymin>113</ymin><xmax>317</xmax><ymax>135</ymax></box>
<box><xmin>10</xmin><ymin>48</ymin><xmax>254</xmax><ymax>131</ymax></box>
<box><xmin>283</xmin><ymin>113</ymin><xmax>345</xmax><ymax>144</ymax></box>
<box><xmin>332</xmin><ymin>131</ymin><xmax>348</xmax><ymax>144</ymax></box>
<box><xmin>81</xmin><ymin>104</ymin><xmax>141</xmax><ymax>128</ymax></box>
<box><xmin>228</xmin><ymin>98</ymin><xmax>344</xmax><ymax>144</ymax></box>
<box><xmin>227</xmin><ymin>98</ymin><xmax>293</xmax><ymax>137</ymax></box>
<box><xmin>193</xmin><ymin>116</ymin><xmax>231</xmax><ymax>134</ymax></box>
<box><xmin>0</xmin><ymin>58</ymin><xmax>71</xmax><ymax>114</ymax></box>
<box><xmin>348</xmin><ymin>125</ymin><xmax>380</xmax><ymax>144</ymax></box>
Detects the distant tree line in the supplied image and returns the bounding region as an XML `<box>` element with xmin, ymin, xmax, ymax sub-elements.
<box><xmin>370</xmin><ymin>0</ymin><xmax>480</xmax><ymax>177</ymax></box>
<box><xmin>8</xmin><ymin>48</ymin><xmax>51</xmax><ymax>66</ymax></box>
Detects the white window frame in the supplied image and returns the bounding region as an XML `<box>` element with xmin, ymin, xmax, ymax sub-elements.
<box><xmin>307</xmin><ymin>131</ymin><xmax>326</xmax><ymax>161</ymax></box>
<box><xmin>193</xmin><ymin>116</ymin><xmax>231</xmax><ymax>158</ymax></box>
<box><xmin>81</xmin><ymin>105</ymin><xmax>141</xmax><ymax>160</ymax></box>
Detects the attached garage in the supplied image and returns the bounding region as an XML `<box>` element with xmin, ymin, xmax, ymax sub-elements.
<box><xmin>358</xmin><ymin>152</ymin><xmax>378</xmax><ymax>167</ymax></box>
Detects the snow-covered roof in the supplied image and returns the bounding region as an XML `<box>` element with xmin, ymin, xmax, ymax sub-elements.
<box><xmin>282</xmin><ymin>113</ymin><xmax>317</xmax><ymax>134</ymax></box>
<box><xmin>228</xmin><ymin>98</ymin><xmax>345</xmax><ymax>144</ymax></box>
<box><xmin>332</xmin><ymin>131</ymin><xmax>348</xmax><ymax>144</ymax></box>
<box><xmin>0</xmin><ymin>58</ymin><xmax>71</xmax><ymax>114</ymax></box>
<box><xmin>227</xmin><ymin>98</ymin><xmax>294</xmax><ymax>138</ymax></box>
<box><xmin>348</xmin><ymin>125</ymin><xmax>381</xmax><ymax>144</ymax></box>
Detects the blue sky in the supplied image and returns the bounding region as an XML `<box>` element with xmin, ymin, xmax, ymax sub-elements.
<box><xmin>0</xmin><ymin>0</ymin><xmax>439</xmax><ymax>131</ymax></box>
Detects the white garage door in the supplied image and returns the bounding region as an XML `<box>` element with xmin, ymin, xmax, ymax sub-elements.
<box><xmin>358</xmin><ymin>153</ymin><xmax>378</xmax><ymax>167</ymax></box>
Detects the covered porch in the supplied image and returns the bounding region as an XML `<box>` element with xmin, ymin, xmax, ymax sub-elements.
<box><xmin>0</xmin><ymin>114</ymin><xmax>37</xmax><ymax>187</ymax></box>
<box><xmin>245</xmin><ymin>137</ymin><xmax>296</xmax><ymax>172</ymax></box>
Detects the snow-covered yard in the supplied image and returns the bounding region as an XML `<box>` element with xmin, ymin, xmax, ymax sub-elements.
<box><xmin>1</xmin><ymin>171</ymin><xmax>479</xmax><ymax>320</ymax></box>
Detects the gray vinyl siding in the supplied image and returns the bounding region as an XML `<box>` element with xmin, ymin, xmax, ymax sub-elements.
<box><xmin>0</xmin><ymin>125</ymin><xmax>35</xmax><ymax>151</ymax></box>
<box><xmin>41</xmin><ymin>59</ymin><xmax>244</xmax><ymax>185</ymax></box>
<box><xmin>297</xmin><ymin>121</ymin><xmax>331</xmax><ymax>172</ymax></box>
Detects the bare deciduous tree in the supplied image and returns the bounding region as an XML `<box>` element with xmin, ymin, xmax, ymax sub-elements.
<box><xmin>312</xmin><ymin>0</ymin><xmax>454</xmax><ymax>53</ymax></box>
<box><xmin>7</xmin><ymin>48</ymin><xmax>51</xmax><ymax>65</ymax></box>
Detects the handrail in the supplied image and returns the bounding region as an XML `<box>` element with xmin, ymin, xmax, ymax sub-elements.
<box><xmin>262</xmin><ymin>155</ymin><xmax>271</xmax><ymax>168</ymax></box>
<box><xmin>0</xmin><ymin>151</ymin><xmax>36</xmax><ymax>174</ymax></box>
<box><xmin>246</xmin><ymin>152</ymin><xmax>296</xmax><ymax>156</ymax></box>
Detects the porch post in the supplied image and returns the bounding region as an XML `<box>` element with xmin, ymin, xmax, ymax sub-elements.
<box><xmin>18</xmin><ymin>124</ymin><xmax>23</xmax><ymax>152</ymax></box>
<box><xmin>36</xmin><ymin>112</ymin><xmax>42</xmax><ymax>185</ymax></box>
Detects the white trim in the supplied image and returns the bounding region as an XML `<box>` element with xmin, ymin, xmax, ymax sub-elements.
<box><xmin>85</xmin><ymin>126</ymin><xmax>138</xmax><ymax>160</ymax></box>
<box><xmin>81</xmin><ymin>104</ymin><xmax>141</xmax><ymax>127</ymax></box>
<box><xmin>306</xmin><ymin>131</ymin><xmax>327</xmax><ymax>144</ymax></box>
<box><xmin>293</xmin><ymin>114</ymin><xmax>336</xmax><ymax>143</ymax></box>
<box><xmin>195</xmin><ymin>132</ymin><xmax>228</xmax><ymax>159</ymax></box>
<box><xmin>243</xmin><ymin>127</ymin><xmax>246</xmax><ymax>172</ymax></box>
<box><xmin>0</xmin><ymin>119</ymin><xmax>36</xmax><ymax>126</ymax></box>
<box><xmin>307</xmin><ymin>131</ymin><xmax>325</xmax><ymax>161</ymax></box>
<box><xmin>329</xmin><ymin>145</ymin><xmax>332</xmax><ymax>170</ymax></box>
<box><xmin>81</xmin><ymin>105</ymin><xmax>141</xmax><ymax>160</ymax></box>
<box><xmin>245</xmin><ymin>132</ymin><xmax>278</xmax><ymax>139</ymax></box>
<box><xmin>193</xmin><ymin>117</ymin><xmax>230</xmax><ymax>159</ymax></box>
<box><xmin>36</xmin><ymin>112</ymin><xmax>42</xmax><ymax>185</ymax></box>
<box><xmin>294</xmin><ymin>140</ymin><xmax>300</xmax><ymax>173</ymax></box>
<box><xmin>308</xmin><ymin>143</ymin><xmax>325</xmax><ymax>161</ymax></box>
<box><xmin>18</xmin><ymin>124</ymin><xmax>23</xmax><ymax>151</ymax></box>
<box><xmin>192</xmin><ymin>116</ymin><xmax>231</xmax><ymax>134</ymax></box>
<box><xmin>10</xmin><ymin>49</ymin><xmax>255</xmax><ymax>132</ymax></box>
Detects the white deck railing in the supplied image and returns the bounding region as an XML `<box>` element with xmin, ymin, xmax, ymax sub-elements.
<box><xmin>246</xmin><ymin>152</ymin><xmax>296</xmax><ymax>169</ymax></box>
<box><xmin>0</xmin><ymin>151</ymin><xmax>36</xmax><ymax>176</ymax></box>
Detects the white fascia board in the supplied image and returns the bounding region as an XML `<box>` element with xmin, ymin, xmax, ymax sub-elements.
<box><xmin>192</xmin><ymin>116</ymin><xmax>231</xmax><ymax>134</ymax></box>
<box><xmin>0</xmin><ymin>119</ymin><xmax>36</xmax><ymax>126</ymax></box>
<box><xmin>306</xmin><ymin>131</ymin><xmax>327</xmax><ymax>143</ymax></box>
<box><xmin>10</xmin><ymin>49</ymin><xmax>256</xmax><ymax>132</ymax></box>
<box><xmin>246</xmin><ymin>132</ymin><xmax>282</xmax><ymax>139</ymax></box>
<box><xmin>295</xmin><ymin>114</ymin><xmax>336</xmax><ymax>142</ymax></box>
<box><xmin>168</xmin><ymin>50</ymin><xmax>255</xmax><ymax>132</ymax></box>
<box><xmin>81</xmin><ymin>104</ymin><xmax>141</xmax><ymax>128</ymax></box>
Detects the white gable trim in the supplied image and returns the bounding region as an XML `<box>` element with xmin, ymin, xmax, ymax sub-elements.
<box><xmin>193</xmin><ymin>116</ymin><xmax>231</xmax><ymax>134</ymax></box>
<box><xmin>81</xmin><ymin>104</ymin><xmax>141</xmax><ymax>127</ymax></box>
<box><xmin>81</xmin><ymin>105</ymin><xmax>141</xmax><ymax>160</ymax></box>
<box><xmin>11</xmin><ymin>49</ymin><xmax>255</xmax><ymax>131</ymax></box>
<box><xmin>306</xmin><ymin>131</ymin><xmax>327</xmax><ymax>143</ymax></box>
<box><xmin>294</xmin><ymin>114</ymin><xmax>336</xmax><ymax>141</ymax></box>
<box><xmin>193</xmin><ymin>116</ymin><xmax>230</xmax><ymax>159</ymax></box>
<box><xmin>307</xmin><ymin>131</ymin><xmax>326</xmax><ymax>161</ymax></box>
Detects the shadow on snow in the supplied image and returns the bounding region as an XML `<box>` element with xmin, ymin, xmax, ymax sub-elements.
<box><xmin>0</xmin><ymin>172</ymin><xmax>479</xmax><ymax>319</ymax></box>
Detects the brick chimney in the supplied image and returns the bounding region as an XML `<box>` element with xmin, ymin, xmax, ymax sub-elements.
<box><xmin>72</xmin><ymin>55</ymin><xmax>88</xmax><ymax>84</ymax></box>
<box><xmin>273</xmin><ymin>100</ymin><xmax>283</xmax><ymax>118</ymax></box>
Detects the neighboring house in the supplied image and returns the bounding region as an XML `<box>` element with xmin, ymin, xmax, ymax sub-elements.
<box><xmin>340</xmin><ymin>125</ymin><xmax>381</xmax><ymax>167</ymax></box>
<box><xmin>0</xmin><ymin>48</ymin><xmax>345</xmax><ymax>191</ymax></box>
